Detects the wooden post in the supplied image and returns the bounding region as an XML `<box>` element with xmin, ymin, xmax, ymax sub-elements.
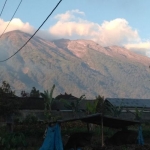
<box><xmin>101</xmin><ymin>97</ymin><xmax>104</xmax><ymax>147</ymax></box>
<box><xmin>87</xmin><ymin>123</ymin><xmax>90</xmax><ymax>132</ymax></box>
<box><xmin>101</xmin><ymin>115</ymin><xmax>104</xmax><ymax>147</ymax></box>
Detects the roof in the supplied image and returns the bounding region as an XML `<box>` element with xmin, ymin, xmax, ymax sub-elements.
<box><xmin>52</xmin><ymin>99</ymin><xmax>94</xmax><ymax>111</ymax></box>
<box><xmin>55</xmin><ymin>93</ymin><xmax>79</xmax><ymax>100</ymax></box>
<box><xmin>57</xmin><ymin>113</ymin><xmax>140</xmax><ymax>129</ymax></box>
<box><xmin>105</xmin><ymin>98</ymin><xmax>150</xmax><ymax>108</ymax></box>
<box><xmin>2</xmin><ymin>97</ymin><xmax>94</xmax><ymax>111</ymax></box>
<box><xmin>1</xmin><ymin>97</ymin><xmax>45</xmax><ymax>110</ymax></box>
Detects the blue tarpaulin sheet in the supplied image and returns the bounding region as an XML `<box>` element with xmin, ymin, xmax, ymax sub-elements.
<box><xmin>138</xmin><ymin>126</ymin><xmax>144</xmax><ymax>145</ymax></box>
<box><xmin>39</xmin><ymin>123</ymin><xmax>63</xmax><ymax>150</ymax></box>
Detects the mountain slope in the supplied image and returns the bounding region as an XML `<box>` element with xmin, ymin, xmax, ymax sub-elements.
<box><xmin>0</xmin><ymin>30</ymin><xmax>150</xmax><ymax>98</ymax></box>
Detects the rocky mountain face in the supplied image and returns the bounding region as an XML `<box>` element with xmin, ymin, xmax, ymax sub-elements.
<box><xmin>0</xmin><ymin>30</ymin><xmax>150</xmax><ymax>99</ymax></box>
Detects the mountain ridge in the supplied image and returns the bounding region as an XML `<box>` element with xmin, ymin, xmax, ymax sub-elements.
<box><xmin>0</xmin><ymin>30</ymin><xmax>150</xmax><ymax>99</ymax></box>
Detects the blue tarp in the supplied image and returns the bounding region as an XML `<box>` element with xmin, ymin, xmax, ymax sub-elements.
<box><xmin>39</xmin><ymin>123</ymin><xmax>63</xmax><ymax>150</ymax></box>
<box><xmin>138</xmin><ymin>126</ymin><xmax>144</xmax><ymax>145</ymax></box>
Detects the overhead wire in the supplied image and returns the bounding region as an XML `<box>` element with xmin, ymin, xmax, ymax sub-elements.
<box><xmin>0</xmin><ymin>0</ymin><xmax>23</xmax><ymax>38</ymax></box>
<box><xmin>0</xmin><ymin>0</ymin><xmax>62</xmax><ymax>62</ymax></box>
<box><xmin>0</xmin><ymin>0</ymin><xmax>8</xmax><ymax>18</ymax></box>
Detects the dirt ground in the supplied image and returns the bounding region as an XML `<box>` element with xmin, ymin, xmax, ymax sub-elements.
<box><xmin>82</xmin><ymin>142</ymin><xmax>150</xmax><ymax>150</ymax></box>
<box><xmin>83</xmin><ymin>139</ymin><xmax>150</xmax><ymax>150</ymax></box>
<box><xmin>97</xmin><ymin>145</ymin><xmax>150</xmax><ymax>150</ymax></box>
<box><xmin>63</xmin><ymin>134</ymin><xmax>150</xmax><ymax>150</ymax></box>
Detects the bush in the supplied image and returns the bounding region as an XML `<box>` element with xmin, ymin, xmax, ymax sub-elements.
<box><xmin>0</xmin><ymin>132</ymin><xmax>27</xmax><ymax>149</ymax></box>
<box><xmin>23</xmin><ymin>114</ymin><xmax>38</xmax><ymax>124</ymax></box>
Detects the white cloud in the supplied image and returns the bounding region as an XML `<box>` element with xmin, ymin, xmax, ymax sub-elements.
<box><xmin>50</xmin><ymin>20</ymin><xmax>99</xmax><ymax>37</ymax></box>
<box><xmin>98</xmin><ymin>19</ymin><xmax>140</xmax><ymax>46</ymax></box>
<box><xmin>124</xmin><ymin>41</ymin><xmax>150</xmax><ymax>56</ymax></box>
<box><xmin>125</xmin><ymin>42</ymin><xmax>150</xmax><ymax>50</ymax></box>
<box><xmin>49</xmin><ymin>10</ymin><xmax>150</xmax><ymax>57</ymax></box>
<box><xmin>49</xmin><ymin>11</ymin><xmax>140</xmax><ymax>47</ymax></box>
<box><xmin>71</xmin><ymin>9</ymin><xmax>85</xmax><ymax>15</ymax></box>
<box><xmin>1</xmin><ymin>10</ymin><xmax>150</xmax><ymax>57</ymax></box>
<box><xmin>55</xmin><ymin>9</ymin><xmax>85</xmax><ymax>21</ymax></box>
<box><xmin>0</xmin><ymin>18</ymin><xmax>34</xmax><ymax>34</ymax></box>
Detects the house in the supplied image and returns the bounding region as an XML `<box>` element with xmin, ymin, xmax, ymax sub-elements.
<box><xmin>104</xmin><ymin>98</ymin><xmax>150</xmax><ymax>121</ymax></box>
<box><xmin>0</xmin><ymin>95</ymin><xmax>94</xmax><ymax>123</ymax></box>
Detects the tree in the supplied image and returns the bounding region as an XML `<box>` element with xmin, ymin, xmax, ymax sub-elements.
<box><xmin>40</xmin><ymin>84</ymin><xmax>55</xmax><ymax>122</ymax></box>
<box><xmin>30</xmin><ymin>87</ymin><xmax>40</xmax><ymax>98</ymax></box>
<box><xmin>0</xmin><ymin>97</ymin><xmax>20</xmax><ymax>116</ymax></box>
<box><xmin>0</xmin><ymin>81</ymin><xmax>20</xmax><ymax>133</ymax></box>
<box><xmin>0</xmin><ymin>81</ymin><xmax>20</xmax><ymax>117</ymax></box>
<box><xmin>0</xmin><ymin>81</ymin><xmax>15</xmax><ymax>97</ymax></box>
<box><xmin>20</xmin><ymin>90</ymin><xmax>29</xmax><ymax>98</ymax></box>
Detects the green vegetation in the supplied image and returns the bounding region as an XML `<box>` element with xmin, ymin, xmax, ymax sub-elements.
<box><xmin>0</xmin><ymin>132</ymin><xmax>27</xmax><ymax>150</ymax></box>
<box><xmin>0</xmin><ymin>81</ymin><xmax>20</xmax><ymax>117</ymax></box>
<box><xmin>105</xmin><ymin>100</ymin><xmax>123</xmax><ymax>117</ymax></box>
<box><xmin>29</xmin><ymin>87</ymin><xmax>40</xmax><ymax>98</ymax></box>
<box><xmin>1</xmin><ymin>81</ymin><xmax>150</xmax><ymax>149</ymax></box>
<box><xmin>134</xmin><ymin>107</ymin><xmax>144</xmax><ymax>120</ymax></box>
<box><xmin>1</xmin><ymin>120</ymin><xmax>150</xmax><ymax>150</ymax></box>
<box><xmin>86</xmin><ymin>95</ymin><xmax>104</xmax><ymax>114</ymax></box>
<box><xmin>40</xmin><ymin>84</ymin><xmax>56</xmax><ymax>122</ymax></box>
<box><xmin>1</xmin><ymin>31</ymin><xmax>150</xmax><ymax>99</ymax></box>
<box><xmin>0</xmin><ymin>81</ymin><xmax>15</xmax><ymax>97</ymax></box>
<box><xmin>62</xmin><ymin>94</ymin><xmax>86</xmax><ymax>117</ymax></box>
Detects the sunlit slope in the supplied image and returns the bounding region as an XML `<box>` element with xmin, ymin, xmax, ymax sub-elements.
<box><xmin>0</xmin><ymin>30</ymin><xmax>150</xmax><ymax>98</ymax></box>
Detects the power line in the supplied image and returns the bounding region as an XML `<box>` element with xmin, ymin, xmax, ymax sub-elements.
<box><xmin>0</xmin><ymin>0</ymin><xmax>62</xmax><ymax>62</ymax></box>
<box><xmin>0</xmin><ymin>0</ymin><xmax>8</xmax><ymax>18</ymax></box>
<box><xmin>0</xmin><ymin>0</ymin><xmax>23</xmax><ymax>38</ymax></box>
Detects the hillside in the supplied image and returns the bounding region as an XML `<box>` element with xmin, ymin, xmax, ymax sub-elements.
<box><xmin>0</xmin><ymin>30</ymin><xmax>150</xmax><ymax>99</ymax></box>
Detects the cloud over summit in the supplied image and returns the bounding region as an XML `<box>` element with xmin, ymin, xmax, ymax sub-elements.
<box><xmin>1</xmin><ymin>9</ymin><xmax>150</xmax><ymax>57</ymax></box>
<box><xmin>48</xmin><ymin>10</ymin><xmax>150</xmax><ymax>57</ymax></box>
<box><xmin>49</xmin><ymin>10</ymin><xmax>140</xmax><ymax>46</ymax></box>
<box><xmin>0</xmin><ymin>18</ymin><xmax>34</xmax><ymax>35</ymax></box>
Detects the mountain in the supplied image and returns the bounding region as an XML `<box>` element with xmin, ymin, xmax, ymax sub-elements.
<box><xmin>0</xmin><ymin>30</ymin><xmax>150</xmax><ymax>99</ymax></box>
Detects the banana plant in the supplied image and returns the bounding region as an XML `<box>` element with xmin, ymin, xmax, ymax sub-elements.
<box><xmin>62</xmin><ymin>94</ymin><xmax>86</xmax><ymax>117</ymax></box>
<box><xmin>134</xmin><ymin>107</ymin><xmax>143</xmax><ymax>120</ymax></box>
<box><xmin>63</xmin><ymin>95</ymin><xmax>85</xmax><ymax>111</ymax></box>
<box><xmin>86</xmin><ymin>95</ymin><xmax>104</xmax><ymax>114</ymax></box>
<box><xmin>86</xmin><ymin>99</ymin><xmax>99</xmax><ymax>114</ymax></box>
<box><xmin>40</xmin><ymin>84</ymin><xmax>55</xmax><ymax>121</ymax></box>
<box><xmin>126</xmin><ymin>106</ymin><xmax>145</xmax><ymax>121</ymax></box>
<box><xmin>105</xmin><ymin>100</ymin><xmax>123</xmax><ymax>117</ymax></box>
<box><xmin>113</xmin><ymin>105</ymin><xmax>123</xmax><ymax>117</ymax></box>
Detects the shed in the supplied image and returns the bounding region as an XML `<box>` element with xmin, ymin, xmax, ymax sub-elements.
<box><xmin>104</xmin><ymin>98</ymin><xmax>150</xmax><ymax>121</ymax></box>
<box><xmin>105</xmin><ymin>98</ymin><xmax>150</xmax><ymax>111</ymax></box>
<box><xmin>57</xmin><ymin>113</ymin><xmax>140</xmax><ymax>129</ymax></box>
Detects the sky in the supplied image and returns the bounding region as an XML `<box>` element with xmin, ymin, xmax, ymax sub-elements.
<box><xmin>0</xmin><ymin>0</ymin><xmax>150</xmax><ymax>57</ymax></box>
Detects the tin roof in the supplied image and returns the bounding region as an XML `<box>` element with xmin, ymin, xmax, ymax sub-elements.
<box><xmin>105</xmin><ymin>98</ymin><xmax>150</xmax><ymax>108</ymax></box>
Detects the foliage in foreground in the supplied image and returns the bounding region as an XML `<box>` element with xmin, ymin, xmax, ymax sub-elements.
<box><xmin>0</xmin><ymin>81</ymin><xmax>20</xmax><ymax>117</ymax></box>
<box><xmin>86</xmin><ymin>95</ymin><xmax>104</xmax><ymax>115</ymax></box>
<box><xmin>0</xmin><ymin>132</ymin><xmax>27</xmax><ymax>150</ymax></box>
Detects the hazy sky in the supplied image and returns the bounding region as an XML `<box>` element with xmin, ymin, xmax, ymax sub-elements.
<box><xmin>0</xmin><ymin>0</ymin><xmax>150</xmax><ymax>56</ymax></box>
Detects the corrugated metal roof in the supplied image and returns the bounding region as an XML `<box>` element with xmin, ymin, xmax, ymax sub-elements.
<box><xmin>105</xmin><ymin>98</ymin><xmax>150</xmax><ymax>108</ymax></box>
